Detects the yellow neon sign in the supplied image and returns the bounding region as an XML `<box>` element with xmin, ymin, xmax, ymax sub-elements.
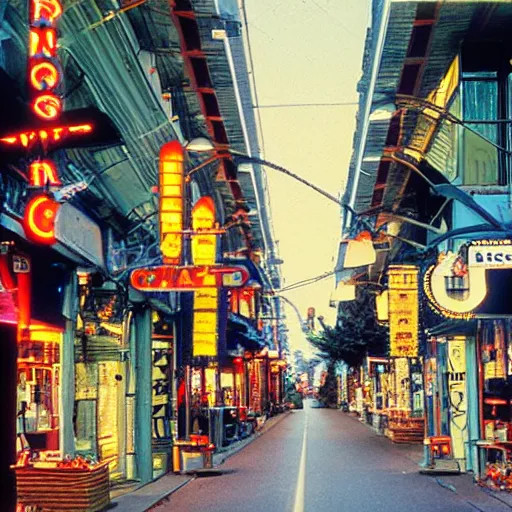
<box><xmin>159</xmin><ymin>141</ymin><xmax>184</xmax><ymax>265</ymax></box>
<box><xmin>191</xmin><ymin>196</ymin><xmax>217</xmax><ymax>266</ymax></box>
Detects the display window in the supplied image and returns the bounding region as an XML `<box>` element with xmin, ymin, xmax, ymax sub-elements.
<box><xmin>17</xmin><ymin>334</ymin><xmax>61</xmax><ymax>455</ymax></box>
<box><xmin>221</xmin><ymin>371</ymin><xmax>234</xmax><ymax>406</ymax></box>
<box><xmin>480</xmin><ymin>320</ymin><xmax>512</xmax><ymax>443</ymax></box>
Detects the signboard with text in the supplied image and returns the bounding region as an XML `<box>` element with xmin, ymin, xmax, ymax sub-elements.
<box><xmin>388</xmin><ymin>265</ymin><xmax>419</xmax><ymax>357</ymax></box>
<box><xmin>130</xmin><ymin>265</ymin><xmax>249</xmax><ymax>292</ymax></box>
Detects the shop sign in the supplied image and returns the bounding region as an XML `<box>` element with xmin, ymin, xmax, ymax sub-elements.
<box><xmin>23</xmin><ymin>194</ymin><xmax>60</xmax><ymax>245</ymax></box>
<box><xmin>193</xmin><ymin>287</ymin><xmax>218</xmax><ymax>357</ymax></box>
<box><xmin>424</xmin><ymin>241</ymin><xmax>512</xmax><ymax>319</ymax></box>
<box><xmin>13</xmin><ymin>255</ymin><xmax>30</xmax><ymax>273</ymax></box>
<box><xmin>468</xmin><ymin>241</ymin><xmax>512</xmax><ymax>269</ymax></box>
<box><xmin>388</xmin><ymin>265</ymin><xmax>419</xmax><ymax>357</ymax></box>
<box><xmin>130</xmin><ymin>265</ymin><xmax>249</xmax><ymax>291</ymax></box>
<box><xmin>159</xmin><ymin>141</ymin><xmax>184</xmax><ymax>265</ymax></box>
<box><xmin>55</xmin><ymin>203</ymin><xmax>104</xmax><ymax>268</ymax></box>
<box><xmin>191</xmin><ymin>196</ymin><xmax>217</xmax><ymax>266</ymax></box>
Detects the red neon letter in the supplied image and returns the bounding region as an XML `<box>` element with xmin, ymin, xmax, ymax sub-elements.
<box><xmin>32</xmin><ymin>0</ymin><xmax>63</xmax><ymax>24</ymax></box>
<box><xmin>23</xmin><ymin>195</ymin><xmax>59</xmax><ymax>245</ymax></box>
<box><xmin>30</xmin><ymin>61</ymin><xmax>61</xmax><ymax>91</ymax></box>
<box><xmin>29</xmin><ymin>28</ymin><xmax>57</xmax><ymax>57</ymax></box>
<box><xmin>29</xmin><ymin>161</ymin><xmax>61</xmax><ymax>187</ymax></box>
<box><xmin>32</xmin><ymin>94</ymin><xmax>62</xmax><ymax>120</ymax></box>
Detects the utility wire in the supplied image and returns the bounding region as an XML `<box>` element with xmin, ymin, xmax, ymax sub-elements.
<box><xmin>279</xmin><ymin>271</ymin><xmax>335</xmax><ymax>293</ymax></box>
<box><xmin>255</xmin><ymin>102</ymin><xmax>358</xmax><ymax>109</ymax></box>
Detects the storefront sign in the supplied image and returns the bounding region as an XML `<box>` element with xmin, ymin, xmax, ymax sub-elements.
<box><xmin>55</xmin><ymin>203</ymin><xmax>104</xmax><ymax>268</ymax></box>
<box><xmin>13</xmin><ymin>255</ymin><xmax>30</xmax><ymax>274</ymax></box>
<box><xmin>29</xmin><ymin>0</ymin><xmax>63</xmax><ymax>120</ymax></box>
<box><xmin>388</xmin><ymin>265</ymin><xmax>419</xmax><ymax>357</ymax></box>
<box><xmin>191</xmin><ymin>196</ymin><xmax>217</xmax><ymax>266</ymax></box>
<box><xmin>193</xmin><ymin>287</ymin><xmax>217</xmax><ymax>357</ymax></box>
<box><xmin>159</xmin><ymin>141</ymin><xmax>184</xmax><ymax>265</ymax></box>
<box><xmin>424</xmin><ymin>241</ymin><xmax>512</xmax><ymax>319</ymax></box>
<box><xmin>468</xmin><ymin>242</ymin><xmax>512</xmax><ymax>269</ymax></box>
<box><xmin>23</xmin><ymin>194</ymin><xmax>60</xmax><ymax>245</ymax></box>
<box><xmin>130</xmin><ymin>265</ymin><xmax>249</xmax><ymax>291</ymax></box>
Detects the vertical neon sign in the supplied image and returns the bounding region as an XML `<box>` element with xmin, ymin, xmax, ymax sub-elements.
<box><xmin>29</xmin><ymin>0</ymin><xmax>63</xmax><ymax>121</ymax></box>
<box><xmin>159</xmin><ymin>141</ymin><xmax>184</xmax><ymax>265</ymax></box>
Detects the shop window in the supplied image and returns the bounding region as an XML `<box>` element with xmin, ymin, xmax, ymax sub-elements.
<box><xmin>480</xmin><ymin>321</ymin><xmax>512</xmax><ymax>442</ymax></box>
<box><xmin>17</xmin><ymin>340</ymin><xmax>60</xmax><ymax>455</ymax></box>
<box><xmin>74</xmin><ymin>400</ymin><xmax>97</xmax><ymax>456</ymax></box>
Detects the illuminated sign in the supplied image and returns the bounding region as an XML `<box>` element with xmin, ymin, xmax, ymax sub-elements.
<box><xmin>193</xmin><ymin>287</ymin><xmax>217</xmax><ymax>357</ymax></box>
<box><xmin>191</xmin><ymin>196</ymin><xmax>217</xmax><ymax>266</ymax></box>
<box><xmin>0</xmin><ymin>0</ymin><xmax>93</xmax><ymax>205</ymax></box>
<box><xmin>159</xmin><ymin>141</ymin><xmax>184</xmax><ymax>265</ymax></box>
<box><xmin>468</xmin><ymin>242</ymin><xmax>512</xmax><ymax>268</ymax></box>
<box><xmin>130</xmin><ymin>265</ymin><xmax>249</xmax><ymax>291</ymax></box>
<box><xmin>1</xmin><ymin>125</ymin><xmax>93</xmax><ymax>150</ymax></box>
<box><xmin>424</xmin><ymin>241</ymin><xmax>512</xmax><ymax>319</ymax></box>
<box><xmin>388</xmin><ymin>265</ymin><xmax>418</xmax><ymax>357</ymax></box>
<box><xmin>424</xmin><ymin>252</ymin><xmax>483</xmax><ymax>319</ymax></box>
<box><xmin>29</xmin><ymin>160</ymin><xmax>61</xmax><ymax>187</ymax></box>
<box><xmin>23</xmin><ymin>194</ymin><xmax>60</xmax><ymax>245</ymax></box>
<box><xmin>28</xmin><ymin>1</ymin><xmax>63</xmax><ymax>120</ymax></box>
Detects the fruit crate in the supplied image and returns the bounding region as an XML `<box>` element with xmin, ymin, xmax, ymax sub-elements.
<box><xmin>14</xmin><ymin>461</ymin><xmax>110</xmax><ymax>511</ymax></box>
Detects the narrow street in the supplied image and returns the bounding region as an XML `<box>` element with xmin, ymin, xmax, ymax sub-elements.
<box><xmin>152</xmin><ymin>402</ymin><xmax>500</xmax><ymax>512</ymax></box>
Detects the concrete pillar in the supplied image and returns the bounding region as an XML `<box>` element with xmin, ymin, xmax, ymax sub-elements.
<box><xmin>61</xmin><ymin>271</ymin><xmax>78</xmax><ymax>458</ymax></box>
<box><xmin>134</xmin><ymin>307</ymin><xmax>152</xmax><ymax>484</ymax></box>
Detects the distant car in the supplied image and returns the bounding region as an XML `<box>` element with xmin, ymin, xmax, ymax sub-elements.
<box><xmin>310</xmin><ymin>399</ymin><xmax>326</xmax><ymax>408</ymax></box>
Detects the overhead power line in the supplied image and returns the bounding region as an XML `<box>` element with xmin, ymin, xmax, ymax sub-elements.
<box><xmin>279</xmin><ymin>271</ymin><xmax>335</xmax><ymax>293</ymax></box>
<box><xmin>255</xmin><ymin>102</ymin><xmax>359</xmax><ymax>109</ymax></box>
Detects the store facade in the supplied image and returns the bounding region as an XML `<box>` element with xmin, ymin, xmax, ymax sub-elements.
<box><xmin>423</xmin><ymin>240</ymin><xmax>512</xmax><ymax>476</ymax></box>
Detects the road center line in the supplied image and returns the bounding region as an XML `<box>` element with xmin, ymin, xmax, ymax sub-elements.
<box><xmin>292</xmin><ymin>406</ymin><xmax>308</xmax><ymax>512</ymax></box>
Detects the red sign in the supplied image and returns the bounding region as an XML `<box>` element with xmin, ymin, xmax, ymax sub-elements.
<box><xmin>130</xmin><ymin>265</ymin><xmax>249</xmax><ymax>291</ymax></box>
<box><xmin>29</xmin><ymin>0</ymin><xmax>63</xmax><ymax>120</ymax></box>
<box><xmin>23</xmin><ymin>194</ymin><xmax>60</xmax><ymax>245</ymax></box>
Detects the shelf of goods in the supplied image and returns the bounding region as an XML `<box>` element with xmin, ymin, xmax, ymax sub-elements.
<box><xmin>14</xmin><ymin>461</ymin><xmax>110</xmax><ymax>511</ymax></box>
<box><xmin>385</xmin><ymin>410</ymin><xmax>424</xmax><ymax>444</ymax></box>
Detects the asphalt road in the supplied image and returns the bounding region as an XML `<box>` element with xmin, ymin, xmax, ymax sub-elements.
<box><xmin>152</xmin><ymin>401</ymin><xmax>508</xmax><ymax>512</ymax></box>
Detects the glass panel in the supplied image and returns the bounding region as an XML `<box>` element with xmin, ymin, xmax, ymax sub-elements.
<box><xmin>75</xmin><ymin>400</ymin><xmax>97</xmax><ymax>456</ymax></box>
<box><xmin>462</xmin><ymin>79</ymin><xmax>498</xmax><ymax>143</ymax></box>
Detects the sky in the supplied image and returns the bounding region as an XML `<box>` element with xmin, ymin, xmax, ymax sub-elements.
<box><xmin>243</xmin><ymin>0</ymin><xmax>370</xmax><ymax>357</ymax></box>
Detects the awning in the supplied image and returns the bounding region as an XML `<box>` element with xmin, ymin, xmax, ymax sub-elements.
<box><xmin>227</xmin><ymin>313</ymin><xmax>265</xmax><ymax>352</ymax></box>
<box><xmin>427</xmin><ymin>319</ymin><xmax>477</xmax><ymax>338</ymax></box>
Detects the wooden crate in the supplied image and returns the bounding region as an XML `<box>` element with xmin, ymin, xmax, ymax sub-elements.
<box><xmin>14</xmin><ymin>462</ymin><xmax>110</xmax><ymax>511</ymax></box>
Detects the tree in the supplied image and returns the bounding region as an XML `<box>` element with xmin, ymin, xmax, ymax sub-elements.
<box><xmin>307</xmin><ymin>286</ymin><xmax>388</xmax><ymax>369</ymax></box>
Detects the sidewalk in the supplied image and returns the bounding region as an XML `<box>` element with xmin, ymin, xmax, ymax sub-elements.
<box><xmin>110</xmin><ymin>411</ymin><xmax>292</xmax><ymax>512</ymax></box>
<box><xmin>345</xmin><ymin>410</ymin><xmax>512</xmax><ymax>511</ymax></box>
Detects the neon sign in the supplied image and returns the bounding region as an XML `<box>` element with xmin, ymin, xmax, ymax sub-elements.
<box><xmin>29</xmin><ymin>160</ymin><xmax>61</xmax><ymax>187</ymax></box>
<box><xmin>0</xmin><ymin>0</ymin><xmax>94</xmax><ymax>199</ymax></box>
<box><xmin>130</xmin><ymin>265</ymin><xmax>249</xmax><ymax>291</ymax></box>
<box><xmin>159</xmin><ymin>141</ymin><xmax>184</xmax><ymax>265</ymax></box>
<box><xmin>191</xmin><ymin>196</ymin><xmax>217</xmax><ymax>266</ymax></box>
<box><xmin>23</xmin><ymin>194</ymin><xmax>60</xmax><ymax>245</ymax></box>
<box><xmin>193</xmin><ymin>287</ymin><xmax>218</xmax><ymax>357</ymax></box>
<box><xmin>29</xmin><ymin>1</ymin><xmax>63</xmax><ymax>121</ymax></box>
<box><xmin>424</xmin><ymin>252</ymin><xmax>486</xmax><ymax>319</ymax></box>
